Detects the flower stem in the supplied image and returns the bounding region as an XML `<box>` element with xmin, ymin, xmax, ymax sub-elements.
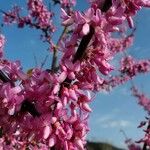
<box><xmin>51</xmin><ymin>27</ymin><xmax>67</xmax><ymax>72</ymax></box>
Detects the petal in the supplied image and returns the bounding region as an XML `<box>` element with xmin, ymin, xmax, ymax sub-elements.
<box><xmin>11</xmin><ymin>86</ymin><xmax>22</xmax><ymax>94</ymax></box>
<box><xmin>82</xmin><ymin>102</ymin><xmax>92</xmax><ymax>112</ymax></box>
<box><xmin>43</xmin><ymin>126</ymin><xmax>51</xmax><ymax>139</ymax></box>
<box><xmin>74</xmin><ymin>12</ymin><xmax>85</xmax><ymax>24</ymax></box>
<box><xmin>127</xmin><ymin>16</ymin><xmax>134</xmax><ymax>28</ymax></box>
<box><xmin>51</xmin><ymin>117</ymin><xmax>57</xmax><ymax>124</ymax></box>
<box><xmin>85</xmin><ymin>8</ymin><xmax>94</xmax><ymax>22</ymax></box>
<box><xmin>8</xmin><ymin>105</ymin><xmax>15</xmax><ymax>115</ymax></box>
<box><xmin>49</xmin><ymin>135</ymin><xmax>56</xmax><ymax>147</ymax></box>
<box><xmin>74</xmin><ymin>61</ymin><xmax>81</xmax><ymax>72</ymax></box>
<box><xmin>81</xmin><ymin>23</ymin><xmax>90</xmax><ymax>36</ymax></box>
<box><xmin>58</xmin><ymin>71</ymin><xmax>67</xmax><ymax>83</ymax></box>
<box><xmin>53</xmin><ymin>84</ymin><xmax>60</xmax><ymax>94</ymax></box>
<box><xmin>108</xmin><ymin>16</ymin><xmax>125</xmax><ymax>25</ymax></box>
<box><xmin>18</xmin><ymin>71</ymin><xmax>28</xmax><ymax>80</ymax></box>
<box><xmin>62</xmin><ymin>18</ymin><xmax>74</xmax><ymax>26</ymax></box>
<box><xmin>74</xmin><ymin>138</ymin><xmax>84</xmax><ymax>150</ymax></box>
<box><xmin>64</xmin><ymin>60</ymin><xmax>74</xmax><ymax>70</ymax></box>
<box><xmin>57</xmin><ymin>102</ymin><xmax>63</xmax><ymax>109</ymax></box>
<box><xmin>61</xmin><ymin>8</ymin><xmax>68</xmax><ymax>19</ymax></box>
<box><xmin>68</xmin><ymin>72</ymin><xmax>75</xmax><ymax>80</ymax></box>
<box><xmin>69</xmin><ymin>89</ymin><xmax>78</xmax><ymax>101</ymax></box>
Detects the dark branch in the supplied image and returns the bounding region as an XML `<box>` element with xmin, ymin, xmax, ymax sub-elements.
<box><xmin>20</xmin><ymin>100</ymin><xmax>41</xmax><ymax>117</ymax></box>
<box><xmin>73</xmin><ymin>26</ymin><xmax>95</xmax><ymax>63</ymax></box>
<box><xmin>101</xmin><ymin>0</ymin><xmax>112</xmax><ymax>12</ymax></box>
<box><xmin>73</xmin><ymin>0</ymin><xmax>112</xmax><ymax>63</ymax></box>
<box><xmin>52</xmin><ymin>0</ymin><xmax>60</xmax><ymax>5</ymax></box>
<box><xmin>0</xmin><ymin>70</ymin><xmax>14</xmax><ymax>86</ymax></box>
<box><xmin>143</xmin><ymin>123</ymin><xmax>150</xmax><ymax>150</ymax></box>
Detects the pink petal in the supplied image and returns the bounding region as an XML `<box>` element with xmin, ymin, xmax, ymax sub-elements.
<box><xmin>43</xmin><ymin>126</ymin><xmax>51</xmax><ymax>139</ymax></box>
<box><xmin>87</xmin><ymin>91</ymin><xmax>91</xmax><ymax>100</ymax></box>
<box><xmin>67</xmin><ymin>115</ymin><xmax>77</xmax><ymax>123</ymax></box>
<box><xmin>62</xmin><ymin>96</ymin><xmax>68</xmax><ymax>106</ymax></box>
<box><xmin>85</xmin><ymin>8</ymin><xmax>94</xmax><ymax>21</ymax></box>
<box><xmin>11</xmin><ymin>86</ymin><xmax>21</xmax><ymax>94</ymax></box>
<box><xmin>64</xmin><ymin>60</ymin><xmax>74</xmax><ymax>70</ymax></box>
<box><xmin>127</xmin><ymin>16</ymin><xmax>134</xmax><ymax>28</ymax></box>
<box><xmin>81</xmin><ymin>23</ymin><xmax>90</xmax><ymax>36</ymax></box>
<box><xmin>57</xmin><ymin>102</ymin><xmax>63</xmax><ymax>109</ymax></box>
<box><xmin>58</xmin><ymin>71</ymin><xmax>67</xmax><ymax>83</ymax></box>
<box><xmin>74</xmin><ymin>138</ymin><xmax>84</xmax><ymax>150</ymax></box>
<box><xmin>62</xmin><ymin>18</ymin><xmax>74</xmax><ymax>26</ymax></box>
<box><xmin>18</xmin><ymin>71</ymin><xmax>28</xmax><ymax>80</ymax></box>
<box><xmin>49</xmin><ymin>135</ymin><xmax>56</xmax><ymax>147</ymax></box>
<box><xmin>8</xmin><ymin>105</ymin><xmax>15</xmax><ymax>115</ymax></box>
<box><xmin>61</xmin><ymin>8</ymin><xmax>68</xmax><ymax>19</ymax></box>
<box><xmin>69</xmin><ymin>89</ymin><xmax>78</xmax><ymax>101</ymax></box>
<box><xmin>82</xmin><ymin>102</ymin><xmax>92</xmax><ymax>112</ymax></box>
<box><xmin>68</xmin><ymin>72</ymin><xmax>75</xmax><ymax>80</ymax></box>
<box><xmin>74</xmin><ymin>61</ymin><xmax>80</xmax><ymax>72</ymax></box>
<box><xmin>108</xmin><ymin>16</ymin><xmax>125</xmax><ymax>25</ymax></box>
<box><xmin>63</xmin><ymin>87</ymin><xmax>69</xmax><ymax>97</ymax></box>
<box><xmin>51</xmin><ymin>117</ymin><xmax>57</xmax><ymax>124</ymax></box>
<box><xmin>53</xmin><ymin>84</ymin><xmax>60</xmax><ymax>94</ymax></box>
<box><xmin>64</xmin><ymin>141</ymin><xmax>69</xmax><ymax>150</ymax></box>
<box><xmin>74</xmin><ymin>12</ymin><xmax>85</xmax><ymax>24</ymax></box>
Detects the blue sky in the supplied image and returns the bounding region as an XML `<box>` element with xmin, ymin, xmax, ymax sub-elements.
<box><xmin>0</xmin><ymin>1</ymin><xmax>150</xmax><ymax>149</ymax></box>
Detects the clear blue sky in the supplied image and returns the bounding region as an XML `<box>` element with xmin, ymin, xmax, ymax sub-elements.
<box><xmin>0</xmin><ymin>1</ymin><xmax>150</xmax><ymax>149</ymax></box>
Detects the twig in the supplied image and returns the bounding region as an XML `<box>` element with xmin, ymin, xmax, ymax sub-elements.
<box><xmin>33</xmin><ymin>53</ymin><xmax>38</xmax><ymax>67</ymax></box>
<box><xmin>143</xmin><ymin>122</ymin><xmax>150</xmax><ymax>150</ymax></box>
<box><xmin>51</xmin><ymin>26</ymin><xmax>67</xmax><ymax>72</ymax></box>
<box><xmin>120</xmin><ymin>129</ymin><xmax>128</xmax><ymax>140</ymax></box>
<box><xmin>40</xmin><ymin>54</ymin><xmax>49</xmax><ymax>69</ymax></box>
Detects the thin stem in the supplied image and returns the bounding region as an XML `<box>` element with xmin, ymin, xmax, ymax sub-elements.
<box><xmin>51</xmin><ymin>26</ymin><xmax>67</xmax><ymax>72</ymax></box>
<box><xmin>120</xmin><ymin>129</ymin><xmax>128</xmax><ymax>140</ymax></box>
<box><xmin>143</xmin><ymin>123</ymin><xmax>150</xmax><ymax>150</ymax></box>
<box><xmin>40</xmin><ymin>54</ymin><xmax>49</xmax><ymax>69</ymax></box>
<box><xmin>0</xmin><ymin>9</ymin><xmax>7</xmax><ymax>15</ymax></box>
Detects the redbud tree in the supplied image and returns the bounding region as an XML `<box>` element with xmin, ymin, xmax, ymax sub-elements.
<box><xmin>0</xmin><ymin>0</ymin><xmax>150</xmax><ymax>149</ymax></box>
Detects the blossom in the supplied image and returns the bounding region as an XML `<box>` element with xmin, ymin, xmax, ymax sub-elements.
<box><xmin>0</xmin><ymin>34</ymin><xmax>5</xmax><ymax>58</ymax></box>
<box><xmin>0</xmin><ymin>0</ymin><xmax>150</xmax><ymax>149</ymax></box>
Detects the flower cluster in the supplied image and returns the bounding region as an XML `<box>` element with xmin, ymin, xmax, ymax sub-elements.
<box><xmin>120</xmin><ymin>56</ymin><xmax>150</xmax><ymax>77</ymax></box>
<box><xmin>27</xmin><ymin>0</ymin><xmax>54</xmax><ymax>30</ymax></box>
<box><xmin>0</xmin><ymin>34</ymin><xmax>5</xmax><ymax>58</ymax></box>
<box><xmin>0</xmin><ymin>60</ymin><xmax>92</xmax><ymax>149</ymax></box>
<box><xmin>125</xmin><ymin>138</ymin><xmax>141</xmax><ymax>150</ymax></box>
<box><xmin>0</xmin><ymin>0</ymin><xmax>150</xmax><ymax>149</ymax></box>
<box><xmin>132</xmin><ymin>86</ymin><xmax>150</xmax><ymax>113</ymax></box>
<box><xmin>3</xmin><ymin>0</ymin><xmax>55</xmax><ymax>43</ymax></box>
<box><xmin>131</xmin><ymin>86</ymin><xmax>150</xmax><ymax>147</ymax></box>
<box><xmin>60</xmin><ymin>0</ymin><xmax>76</xmax><ymax>8</ymax></box>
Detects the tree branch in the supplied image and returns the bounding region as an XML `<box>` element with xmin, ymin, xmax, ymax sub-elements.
<box><xmin>62</xmin><ymin>0</ymin><xmax>112</xmax><ymax>87</ymax></box>
<box><xmin>143</xmin><ymin>122</ymin><xmax>150</xmax><ymax>150</ymax></box>
<box><xmin>73</xmin><ymin>26</ymin><xmax>95</xmax><ymax>63</ymax></box>
<box><xmin>51</xmin><ymin>26</ymin><xmax>67</xmax><ymax>73</ymax></box>
<box><xmin>20</xmin><ymin>100</ymin><xmax>41</xmax><ymax>117</ymax></box>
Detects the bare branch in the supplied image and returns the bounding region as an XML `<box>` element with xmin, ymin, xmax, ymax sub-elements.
<box><xmin>51</xmin><ymin>26</ymin><xmax>67</xmax><ymax>72</ymax></box>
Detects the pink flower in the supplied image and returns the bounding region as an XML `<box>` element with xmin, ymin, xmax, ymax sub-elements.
<box><xmin>0</xmin><ymin>34</ymin><xmax>5</xmax><ymax>58</ymax></box>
